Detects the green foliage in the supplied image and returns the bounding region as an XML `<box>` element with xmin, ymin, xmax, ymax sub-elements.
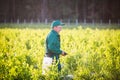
<box><xmin>0</xmin><ymin>24</ymin><xmax>120</xmax><ymax>80</ymax></box>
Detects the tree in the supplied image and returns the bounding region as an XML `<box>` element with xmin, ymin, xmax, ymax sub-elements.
<box><xmin>41</xmin><ymin>0</ymin><xmax>48</xmax><ymax>22</ymax></box>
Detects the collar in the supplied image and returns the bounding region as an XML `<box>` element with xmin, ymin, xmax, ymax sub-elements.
<box><xmin>52</xmin><ymin>30</ymin><xmax>59</xmax><ymax>35</ymax></box>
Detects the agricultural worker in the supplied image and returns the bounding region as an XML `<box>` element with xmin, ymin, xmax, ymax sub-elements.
<box><xmin>42</xmin><ymin>20</ymin><xmax>67</xmax><ymax>74</ymax></box>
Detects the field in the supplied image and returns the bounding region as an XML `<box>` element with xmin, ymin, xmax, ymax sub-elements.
<box><xmin>0</xmin><ymin>24</ymin><xmax>120</xmax><ymax>80</ymax></box>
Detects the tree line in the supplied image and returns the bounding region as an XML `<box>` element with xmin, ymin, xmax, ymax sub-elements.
<box><xmin>0</xmin><ymin>0</ymin><xmax>120</xmax><ymax>22</ymax></box>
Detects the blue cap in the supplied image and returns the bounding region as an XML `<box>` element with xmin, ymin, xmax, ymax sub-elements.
<box><xmin>51</xmin><ymin>20</ymin><xmax>65</xmax><ymax>28</ymax></box>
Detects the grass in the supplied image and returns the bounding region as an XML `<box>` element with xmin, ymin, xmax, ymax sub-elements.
<box><xmin>0</xmin><ymin>23</ymin><xmax>120</xmax><ymax>29</ymax></box>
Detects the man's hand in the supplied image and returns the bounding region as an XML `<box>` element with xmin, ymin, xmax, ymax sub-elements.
<box><xmin>64</xmin><ymin>52</ymin><xmax>67</xmax><ymax>55</ymax></box>
<box><xmin>61</xmin><ymin>51</ymin><xmax>67</xmax><ymax>56</ymax></box>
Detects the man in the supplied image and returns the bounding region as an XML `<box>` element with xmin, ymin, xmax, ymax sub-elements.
<box><xmin>42</xmin><ymin>20</ymin><xmax>67</xmax><ymax>74</ymax></box>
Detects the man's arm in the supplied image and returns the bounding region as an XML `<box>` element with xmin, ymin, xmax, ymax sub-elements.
<box><xmin>48</xmin><ymin>35</ymin><xmax>62</xmax><ymax>54</ymax></box>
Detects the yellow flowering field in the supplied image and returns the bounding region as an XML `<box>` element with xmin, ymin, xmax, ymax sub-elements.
<box><xmin>0</xmin><ymin>24</ymin><xmax>120</xmax><ymax>80</ymax></box>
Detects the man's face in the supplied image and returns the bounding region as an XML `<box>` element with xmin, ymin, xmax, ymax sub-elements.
<box><xmin>57</xmin><ymin>26</ymin><xmax>62</xmax><ymax>32</ymax></box>
<box><xmin>54</xmin><ymin>26</ymin><xmax>62</xmax><ymax>33</ymax></box>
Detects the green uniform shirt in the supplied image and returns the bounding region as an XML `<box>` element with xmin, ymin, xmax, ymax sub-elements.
<box><xmin>45</xmin><ymin>30</ymin><xmax>62</xmax><ymax>58</ymax></box>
